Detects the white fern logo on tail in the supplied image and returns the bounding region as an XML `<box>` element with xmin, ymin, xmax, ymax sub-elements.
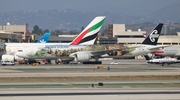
<box><xmin>149</xmin><ymin>30</ymin><xmax>159</xmax><ymax>42</ymax></box>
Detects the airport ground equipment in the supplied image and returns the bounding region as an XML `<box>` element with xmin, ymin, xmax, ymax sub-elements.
<box><xmin>1</xmin><ymin>54</ymin><xmax>15</xmax><ymax>66</ymax></box>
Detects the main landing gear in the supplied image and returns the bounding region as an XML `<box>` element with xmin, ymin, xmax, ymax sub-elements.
<box><xmin>82</xmin><ymin>61</ymin><xmax>102</xmax><ymax>64</ymax></box>
<box><xmin>82</xmin><ymin>56</ymin><xmax>102</xmax><ymax>64</ymax></box>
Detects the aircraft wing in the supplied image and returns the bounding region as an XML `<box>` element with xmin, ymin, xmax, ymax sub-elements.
<box><xmin>89</xmin><ymin>47</ymin><xmax>135</xmax><ymax>56</ymax></box>
<box><xmin>100</xmin><ymin>54</ymin><xmax>135</xmax><ymax>58</ymax></box>
<box><xmin>148</xmin><ymin>45</ymin><xmax>170</xmax><ymax>50</ymax></box>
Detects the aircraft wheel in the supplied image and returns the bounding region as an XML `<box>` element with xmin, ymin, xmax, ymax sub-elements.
<box><xmin>36</xmin><ymin>63</ymin><xmax>39</xmax><ymax>66</ymax></box>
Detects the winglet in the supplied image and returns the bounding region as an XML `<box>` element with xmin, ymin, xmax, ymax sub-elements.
<box><xmin>142</xmin><ymin>23</ymin><xmax>163</xmax><ymax>45</ymax></box>
<box><xmin>37</xmin><ymin>32</ymin><xmax>51</xmax><ymax>43</ymax></box>
<box><xmin>70</xmin><ymin>16</ymin><xmax>106</xmax><ymax>45</ymax></box>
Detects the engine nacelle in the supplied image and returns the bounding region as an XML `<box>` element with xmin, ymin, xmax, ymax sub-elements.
<box><xmin>69</xmin><ymin>52</ymin><xmax>91</xmax><ymax>62</ymax></box>
<box><xmin>14</xmin><ymin>55</ymin><xmax>24</xmax><ymax>61</ymax></box>
<box><xmin>107</xmin><ymin>51</ymin><xmax>118</xmax><ymax>56</ymax></box>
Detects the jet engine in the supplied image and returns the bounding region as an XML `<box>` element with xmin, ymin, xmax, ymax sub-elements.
<box><xmin>107</xmin><ymin>51</ymin><xmax>118</xmax><ymax>56</ymax></box>
<box><xmin>69</xmin><ymin>52</ymin><xmax>91</xmax><ymax>62</ymax></box>
<box><xmin>14</xmin><ymin>55</ymin><xmax>24</xmax><ymax>61</ymax></box>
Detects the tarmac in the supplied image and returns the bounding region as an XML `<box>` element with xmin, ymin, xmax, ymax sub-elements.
<box><xmin>0</xmin><ymin>59</ymin><xmax>180</xmax><ymax>99</ymax></box>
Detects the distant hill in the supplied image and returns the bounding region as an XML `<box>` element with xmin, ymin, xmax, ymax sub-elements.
<box><xmin>0</xmin><ymin>8</ymin><xmax>179</xmax><ymax>31</ymax></box>
<box><xmin>149</xmin><ymin>4</ymin><xmax>180</xmax><ymax>23</ymax></box>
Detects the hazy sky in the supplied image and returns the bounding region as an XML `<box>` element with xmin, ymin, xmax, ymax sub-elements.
<box><xmin>0</xmin><ymin>0</ymin><xmax>179</xmax><ymax>15</ymax></box>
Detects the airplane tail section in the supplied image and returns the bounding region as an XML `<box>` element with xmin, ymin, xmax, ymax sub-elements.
<box><xmin>37</xmin><ymin>32</ymin><xmax>51</xmax><ymax>43</ymax></box>
<box><xmin>70</xmin><ymin>16</ymin><xmax>106</xmax><ymax>45</ymax></box>
<box><xmin>144</xmin><ymin>55</ymin><xmax>152</xmax><ymax>60</ymax></box>
<box><xmin>142</xmin><ymin>23</ymin><xmax>163</xmax><ymax>45</ymax></box>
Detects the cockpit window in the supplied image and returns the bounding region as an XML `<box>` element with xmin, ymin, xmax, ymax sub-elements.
<box><xmin>18</xmin><ymin>50</ymin><xmax>23</xmax><ymax>52</ymax></box>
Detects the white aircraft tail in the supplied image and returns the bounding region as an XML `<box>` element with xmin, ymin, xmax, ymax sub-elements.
<box><xmin>70</xmin><ymin>16</ymin><xmax>106</xmax><ymax>45</ymax></box>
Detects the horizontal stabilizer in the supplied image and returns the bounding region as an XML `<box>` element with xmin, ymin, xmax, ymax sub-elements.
<box><xmin>148</xmin><ymin>45</ymin><xmax>169</xmax><ymax>50</ymax></box>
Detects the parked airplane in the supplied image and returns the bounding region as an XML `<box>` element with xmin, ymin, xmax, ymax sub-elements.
<box><xmin>144</xmin><ymin>54</ymin><xmax>180</xmax><ymax>66</ymax></box>
<box><xmin>4</xmin><ymin>16</ymin><xmax>105</xmax><ymax>54</ymax></box>
<box><xmin>102</xmin><ymin>23</ymin><xmax>169</xmax><ymax>59</ymax></box>
<box><xmin>15</xmin><ymin>23</ymin><xmax>168</xmax><ymax>64</ymax></box>
<box><xmin>15</xmin><ymin>44</ymin><xmax>133</xmax><ymax>64</ymax></box>
<box><xmin>141</xmin><ymin>28</ymin><xmax>180</xmax><ymax>59</ymax></box>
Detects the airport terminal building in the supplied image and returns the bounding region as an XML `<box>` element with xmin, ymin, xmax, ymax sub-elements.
<box><xmin>0</xmin><ymin>23</ymin><xmax>27</xmax><ymax>42</ymax></box>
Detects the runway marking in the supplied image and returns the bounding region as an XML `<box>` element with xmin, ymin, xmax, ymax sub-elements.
<box><xmin>0</xmin><ymin>82</ymin><xmax>180</xmax><ymax>88</ymax></box>
<box><xmin>1</xmin><ymin>91</ymin><xmax>180</xmax><ymax>97</ymax></box>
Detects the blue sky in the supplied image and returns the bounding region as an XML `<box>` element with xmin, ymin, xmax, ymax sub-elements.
<box><xmin>0</xmin><ymin>0</ymin><xmax>179</xmax><ymax>15</ymax></box>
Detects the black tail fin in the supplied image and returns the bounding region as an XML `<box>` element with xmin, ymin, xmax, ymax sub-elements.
<box><xmin>144</xmin><ymin>55</ymin><xmax>152</xmax><ymax>60</ymax></box>
<box><xmin>142</xmin><ymin>23</ymin><xmax>163</xmax><ymax>45</ymax></box>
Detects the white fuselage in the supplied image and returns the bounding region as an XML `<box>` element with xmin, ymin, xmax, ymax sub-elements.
<box><xmin>130</xmin><ymin>44</ymin><xmax>152</xmax><ymax>56</ymax></box>
<box><xmin>124</xmin><ymin>44</ymin><xmax>163</xmax><ymax>56</ymax></box>
<box><xmin>154</xmin><ymin>46</ymin><xmax>180</xmax><ymax>57</ymax></box>
<box><xmin>3</xmin><ymin>43</ymin><xmax>70</xmax><ymax>61</ymax></box>
<box><xmin>4</xmin><ymin>43</ymin><xmax>70</xmax><ymax>54</ymax></box>
<box><xmin>146</xmin><ymin>57</ymin><xmax>180</xmax><ymax>65</ymax></box>
<box><xmin>15</xmin><ymin>45</ymin><xmax>91</xmax><ymax>59</ymax></box>
<box><xmin>148</xmin><ymin>57</ymin><xmax>177</xmax><ymax>63</ymax></box>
